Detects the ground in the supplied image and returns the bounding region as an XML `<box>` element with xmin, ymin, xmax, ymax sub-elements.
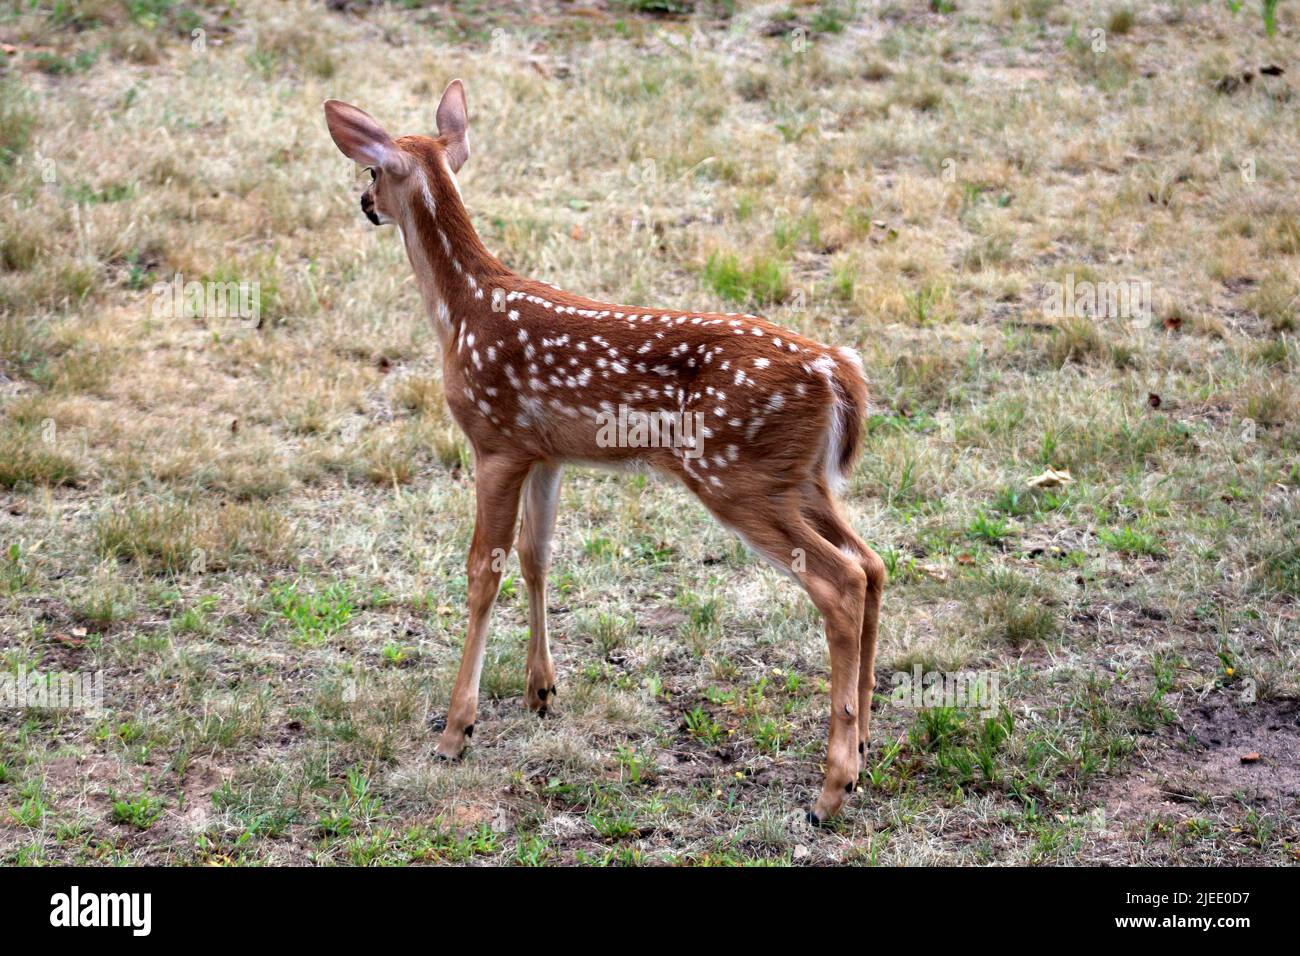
<box><xmin>0</xmin><ymin>0</ymin><xmax>1298</xmax><ymax>865</ymax></box>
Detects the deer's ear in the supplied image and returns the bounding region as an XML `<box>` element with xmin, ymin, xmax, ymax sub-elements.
<box><xmin>435</xmin><ymin>79</ymin><xmax>470</xmax><ymax>173</ymax></box>
<box><xmin>324</xmin><ymin>100</ymin><xmax>410</xmax><ymax>175</ymax></box>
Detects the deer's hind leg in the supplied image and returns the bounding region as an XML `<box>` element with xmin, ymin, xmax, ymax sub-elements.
<box><xmin>517</xmin><ymin>461</ymin><xmax>562</xmax><ymax>716</ymax></box>
<box><xmin>800</xmin><ymin>481</ymin><xmax>887</xmax><ymax>763</ymax></box>
<box><xmin>714</xmin><ymin>497</ymin><xmax>868</xmax><ymax>823</ymax></box>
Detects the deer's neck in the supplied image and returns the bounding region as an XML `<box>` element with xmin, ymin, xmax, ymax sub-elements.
<box><xmin>399</xmin><ymin>164</ymin><xmax>510</xmax><ymax>351</ymax></box>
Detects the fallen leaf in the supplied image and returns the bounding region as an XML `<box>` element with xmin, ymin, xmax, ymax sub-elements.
<box><xmin>918</xmin><ymin>563</ymin><xmax>949</xmax><ymax>582</ymax></box>
<box><xmin>1163</xmin><ymin>314</ymin><xmax>1182</xmax><ymax>331</ymax></box>
<box><xmin>793</xmin><ymin>844</ymin><xmax>810</xmax><ymax>859</ymax></box>
<box><xmin>1026</xmin><ymin>467</ymin><xmax>1074</xmax><ymax>489</ymax></box>
<box><xmin>570</xmin><ymin>224</ymin><xmax>583</xmax><ymax>241</ymax></box>
<box><xmin>1147</xmin><ymin>393</ymin><xmax>1162</xmax><ymax>409</ymax></box>
<box><xmin>1240</xmin><ymin>752</ymin><xmax>1261</xmax><ymax>764</ymax></box>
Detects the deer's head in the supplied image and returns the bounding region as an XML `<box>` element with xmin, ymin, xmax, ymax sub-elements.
<box><xmin>323</xmin><ymin>80</ymin><xmax>470</xmax><ymax>228</ymax></box>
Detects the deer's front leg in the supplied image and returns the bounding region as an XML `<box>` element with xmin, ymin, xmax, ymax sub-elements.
<box><xmin>434</xmin><ymin>453</ymin><xmax>533</xmax><ymax>760</ymax></box>
<box><xmin>517</xmin><ymin>462</ymin><xmax>562</xmax><ymax>716</ymax></box>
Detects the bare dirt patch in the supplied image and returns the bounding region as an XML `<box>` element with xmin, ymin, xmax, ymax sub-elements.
<box><xmin>1100</xmin><ymin>697</ymin><xmax>1300</xmax><ymax>827</ymax></box>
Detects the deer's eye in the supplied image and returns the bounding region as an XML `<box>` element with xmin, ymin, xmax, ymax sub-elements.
<box><xmin>367</xmin><ymin>167</ymin><xmax>377</xmax><ymax>182</ymax></box>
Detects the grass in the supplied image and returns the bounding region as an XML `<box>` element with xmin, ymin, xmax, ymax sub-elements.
<box><xmin>269</xmin><ymin>580</ymin><xmax>356</xmax><ymax>645</ymax></box>
<box><xmin>0</xmin><ymin>422</ymin><xmax>80</xmax><ymax>489</ymax></box>
<box><xmin>980</xmin><ymin>571</ymin><xmax>1059</xmax><ymax>645</ymax></box>
<box><xmin>1098</xmin><ymin>525</ymin><xmax>1165</xmax><ymax>558</ymax></box>
<box><xmin>94</xmin><ymin>500</ymin><xmax>297</xmax><ymax>574</ymax></box>
<box><xmin>702</xmin><ymin>250</ymin><xmax>789</xmax><ymax>306</ymax></box>
<box><xmin>109</xmin><ymin>793</ymin><xmax>164</xmax><ymax>830</ymax></box>
<box><xmin>0</xmin><ymin>0</ymin><xmax>1296</xmax><ymax>867</ymax></box>
<box><xmin>1256</xmin><ymin>542</ymin><xmax>1300</xmax><ymax>596</ymax></box>
<box><xmin>0</xmin><ymin>78</ymin><xmax>35</xmax><ymax>167</ymax></box>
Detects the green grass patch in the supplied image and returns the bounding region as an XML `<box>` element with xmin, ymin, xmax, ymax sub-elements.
<box><xmin>270</xmin><ymin>580</ymin><xmax>356</xmax><ymax>644</ymax></box>
<box><xmin>1098</xmin><ymin>525</ymin><xmax>1164</xmax><ymax>557</ymax></box>
<box><xmin>702</xmin><ymin>251</ymin><xmax>788</xmax><ymax>306</ymax></box>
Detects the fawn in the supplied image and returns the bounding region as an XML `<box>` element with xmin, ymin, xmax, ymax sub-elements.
<box><xmin>324</xmin><ymin>80</ymin><xmax>885</xmax><ymax>823</ymax></box>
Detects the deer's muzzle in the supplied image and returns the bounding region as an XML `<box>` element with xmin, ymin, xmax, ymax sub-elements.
<box><xmin>360</xmin><ymin>193</ymin><xmax>380</xmax><ymax>226</ymax></box>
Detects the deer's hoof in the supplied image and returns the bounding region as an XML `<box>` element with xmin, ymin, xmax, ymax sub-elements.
<box><xmin>432</xmin><ymin>719</ymin><xmax>471</xmax><ymax>761</ymax></box>
<box><xmin>527</xmin><ymin>684</ymin><xmax>558</xmax><ymax>716</ymax></box>
<box><xmin>433</xmin><ymin>737</ymin><xmax>467</xmax><ymax>761</ymax></box>
<box><xmin>811</xmin><ymin>786</ymin><xmax>848</xmax><ymax>824</ymax></box>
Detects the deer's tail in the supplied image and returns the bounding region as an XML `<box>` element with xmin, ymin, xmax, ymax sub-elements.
<box><xmin>821</xmin><ymin>346</ymin><xmax>869</xmax><ymax>493</ymax></box>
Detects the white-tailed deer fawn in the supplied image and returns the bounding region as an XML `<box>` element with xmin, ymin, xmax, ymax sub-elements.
<box><xmin>324</xmin><ymin>80</ymin><xmax>885</xmax><ymax>823</ymax></box>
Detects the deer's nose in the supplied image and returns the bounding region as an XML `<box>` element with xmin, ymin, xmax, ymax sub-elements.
<box><xmin>360</xmin><ymin>193</ymin><xmax>380</xmax><ymax>226</ymax></box>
